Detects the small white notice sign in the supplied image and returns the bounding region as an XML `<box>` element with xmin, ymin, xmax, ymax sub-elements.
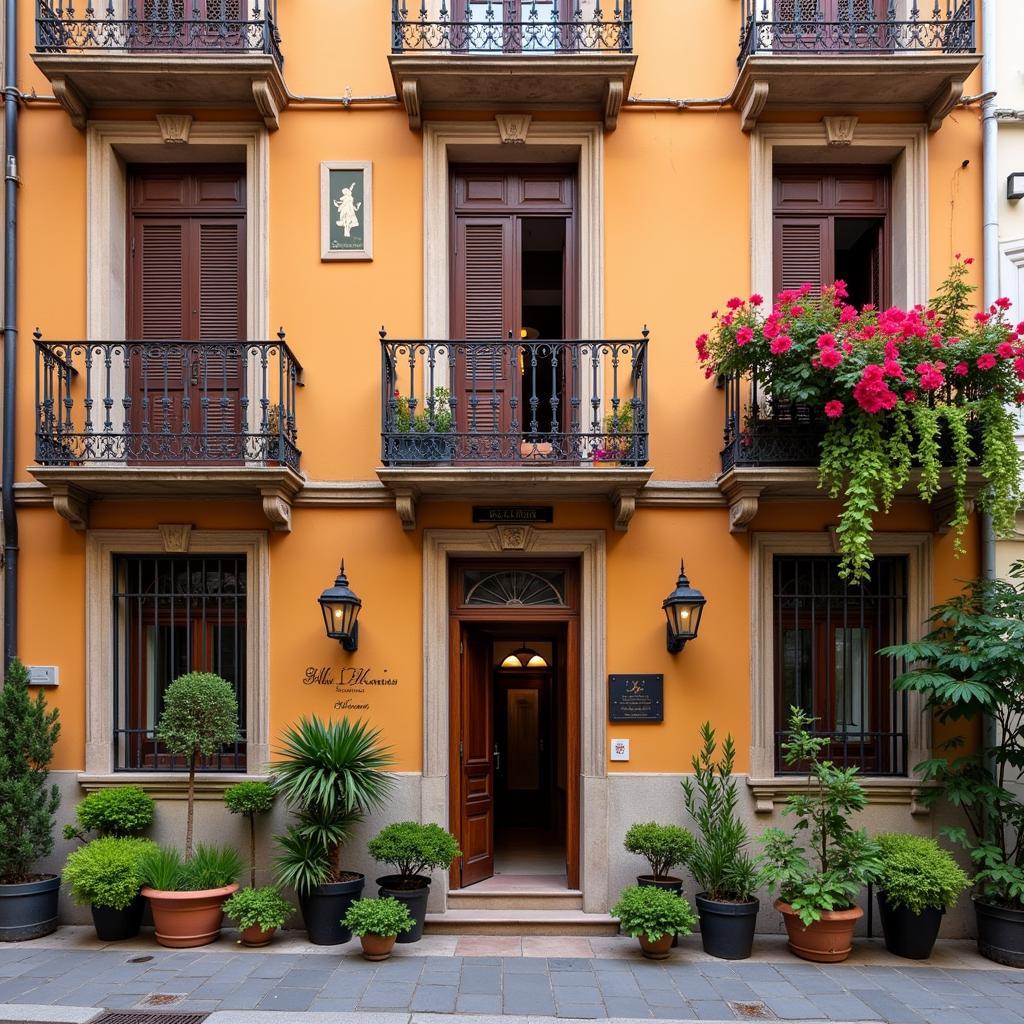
<box><xmin>610</xmin><ymin>738</ymin><xmax>630</xmax><ymax>762</ymax></box>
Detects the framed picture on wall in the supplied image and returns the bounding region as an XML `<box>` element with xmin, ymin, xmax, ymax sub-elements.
<box><xmin>320</xmin><ymin>161</ymin><xmax>373</xmax><ymax>261</ymax></box>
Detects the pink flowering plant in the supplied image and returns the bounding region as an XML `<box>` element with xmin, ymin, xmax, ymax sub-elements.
<box><xmin>696</xmin><ymin>260</ymin><xmax>1022</xmax><ymax>581</ymax></box>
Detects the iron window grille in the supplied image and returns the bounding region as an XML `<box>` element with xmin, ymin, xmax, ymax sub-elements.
<box><xmin>773</xmin><ymin>554</ymin><xmax>909</xmax><ymax>776</ymax></box>
<box><xmin>112</xmin><ymin>554</ymin><xmax>247</xmax><ymax>772</ymax></box>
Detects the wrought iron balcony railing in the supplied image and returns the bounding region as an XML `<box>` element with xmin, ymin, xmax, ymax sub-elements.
<box><xmin>392</xmin><ymin>1</ymin><xmax>632</xmax><ymax>54</ymax></box>
<box><xmin>381</xmin><ymin>332</ymin><xmax>648</xmax><ymax>466</ymax></box>
<box><xmin>35</xmin><ymin>334</ymin><xmax>302</xmax><ymax>470</ymax></box>
<box><xmin>35</xmin><ymin>0</ymin><xmax>283</xmax><ymax>63</ymax></box>
<box><xmin>738</xmin><ymin>0</ymin><xmax>975</xmax><ymax>63</ymax></box>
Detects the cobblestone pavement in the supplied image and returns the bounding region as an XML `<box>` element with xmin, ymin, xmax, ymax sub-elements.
<box><xmin>0</xmin><ymin>931</ymin><xmax>1022</xmax><ymax>1024</ymax></box>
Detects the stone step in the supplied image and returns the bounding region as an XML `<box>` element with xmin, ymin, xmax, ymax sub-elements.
<box><xmin>447</xmin><ymin>888</ymin><xmax>584</xmax><ymax>910</ymax></box>
<box><xmin>425</xmin><ymin>908</ymin><xmax>620</xmax><ymax>935</ymax></box>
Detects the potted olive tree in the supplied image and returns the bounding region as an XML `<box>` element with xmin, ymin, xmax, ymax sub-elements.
<box><xmin>139</xmin><ymin>672</ymin><xmax>242</xmax><ymax>947</ymax></box>
<box><xmin>611</xmin><ymin>884</ymin><xmax>697</xmax><ymax>960</ymax></box>
<box><xmin>0</xmin><ymin>658</ymin><xmax>61</xmax><ymax>942</ymax></box>
<box><xmin>343</xmin><ymin>895</ymin><xmax>415</xmax><ymax>961</ymax></box>
<box><xmin>368</xmin><ymin>821</ymin><xmax>461</xmax><ymax>943</ymax></box>
<box><xmin>270</xmin><ymin>716</ymin><xmax>393</xmax><ymax>945</ymax></box>
<box><xmin>884</xmin><ymin>562</ymin><xmax>1024</xmax><ymax>966</ymax></box>
<box><xmin>874</xmin><ymin>833</ymin><xmax>969</xmax><ymax>960</ymax></box>
<box><xmin>682</xmin><ymin>722</ymin><xmax>763</xmax><ymax>960</ymax></box>
<box><xmin>761</xmin><ymin>708</ymin><xmax>881</xmax><ymax>963</ymax></box>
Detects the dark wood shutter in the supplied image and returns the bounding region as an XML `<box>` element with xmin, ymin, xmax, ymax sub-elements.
<box><xmin>774</xmin><ymin>217</ymin><xmax>832</xmax><ymax>294</ymax></box>
<box><xmin>132</xmin><ymin>219</ymin><xmax>189</xmax><ymax>339</ymax></box>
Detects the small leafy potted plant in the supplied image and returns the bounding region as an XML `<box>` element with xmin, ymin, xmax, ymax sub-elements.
<box><xmin>0</xmin><ymin>657</ymin><xmax>61</xmax><ymax>942</ymax></box>
<box><xmin>390</xmin><ymin>386</ymin><xmax>455</xmax><ymax>463</ymax></box>
<box><xmin>62</xmin><ymin>837</ymin><xmax>157</xmax><ymax>941</ymax></box>
<box><xmin>223</xmin><ymin>885</ymin><xmax>292</xmax><ymax>947</ymax></box>
<box><xmin>760</xmin><ymin>707</ymin><xmax>881</xmax><ymax>963</ymax></box>
<box><xmin>368</xmin><ymin>821</ymin><xmax>461</xmax><ymax>943</ymax></box>
<box><xmin>624</xmin><ymin>822</ymin><xmax>695</xmax><ymax>892</ymax></box>
<box><xmin>270</xmin><ymin>716</ymin><xmax>394</xmax><ymax>945</ymax></box>
<box><xmin>224</xmin><ymin>781</ymin><xmax>275</xmax><ymax>889</ymax></box>
<box><xmin>343</xmin><ymin>895</ymin><xmax>415</xmax><ymax>961</ymax></box>
<box><xmin>137</xmin><ymin>672</ymin><xmax>242</xmax><ymax>947</ymax></box>
<box><xmin>874</xmin><ymin>833</ymin><xmax>969</xmax><ymax>960</ymax></box>
<box><xmin>682</xmin><ymin>722</ymin><xmax>764</xmax><ymax>960</ymax></box>
<box><xmin>64</xmin><ymin>785</ymin><xmax>155</xmax><ymax>843</ymax></box>
<box><xmin>139</xmin><ymin>843</ymin><xmax>242</xmax><ymax>947</ymax></box>
<box><xmin>611</xmin><ymin>884</ymin><xmax>697</xmax><ymax>960</ymax></box>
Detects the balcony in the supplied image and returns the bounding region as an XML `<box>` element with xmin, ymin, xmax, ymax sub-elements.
<box><xmin>388</xmin><ymin>2</ymin><xmax>636</xmax><ymax>130</ymax></box>
<box><xmin>32</xmin><ymin>0</ymin><xmax>287</xmax><ymax>130</ymax></box>
<box><xmin>30</xmin><ymin>334</ymin><xmax>304</xmax><ymax>531</ymax></box>
<box><xmin>733</xmin><ymin>1</ymin><xmax>979</xmax><ymax>131</ymax></box>
<box><xmin>377</xmin><ymin>332</ymin><xmax>652</xmax><ymax>529</ymax></box>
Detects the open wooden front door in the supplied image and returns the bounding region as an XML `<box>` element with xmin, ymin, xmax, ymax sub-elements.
<box><xmin>455</xmin><ymin>624</ymin><xmax>495</xmax><ymax>887</ymax></box>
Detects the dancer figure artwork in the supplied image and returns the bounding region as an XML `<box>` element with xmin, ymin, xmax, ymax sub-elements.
<box><xmin>321</xmin><ymin>162</ymin><xmax>373</xmax><ymax>260</ymax></box>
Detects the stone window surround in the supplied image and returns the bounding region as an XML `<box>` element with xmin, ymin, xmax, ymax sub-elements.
<box><xmin>751</xmin><ymin>122</ymin><xmax>929</xmax><ymax>309</ymax></box>
<box><xmin>747</xmin><ymin>531</ymin><xmax>933</xmax><ymax>813</ymax></box>
<box><xmin>80</xmin><ymin>529</ymin><xmax>270</xmax><ymax>787</ymax></box>
<box><xmin>421</xmin><ymin>527</ymin><xmax>609</xmax><ymax>913</ymax></box>
<box><xmin>86</xmin><ymin>120</ymin><xmax>270</xmax><ymax>342</ymax></box>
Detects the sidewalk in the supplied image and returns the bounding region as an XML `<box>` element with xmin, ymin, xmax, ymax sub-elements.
<box><xmin>0</xmin><ymin>928</ymin><xmax>1021</xmax><ymax>1024</ymax></box>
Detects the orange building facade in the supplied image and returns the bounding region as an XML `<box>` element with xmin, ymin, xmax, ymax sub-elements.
<box><xmin>5</xmin><ymin>0</ymin><xmax>988</xmax><ymax>932</ymax></box>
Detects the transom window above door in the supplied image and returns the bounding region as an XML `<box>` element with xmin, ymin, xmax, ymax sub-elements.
<box><xmin>463</xmin><ymin>568</ymin><xmax>567</xmax><ymax>607</ymax></box>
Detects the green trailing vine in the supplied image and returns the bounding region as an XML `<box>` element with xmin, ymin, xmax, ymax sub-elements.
<box><xmin>911</xmin><ymin>403</ymin><xmax>942</xmax><ymax>504</ymax></box>
<box><xmin>941</xmin><ymin>405</ymin><xmax>974</xmax><ymax>555</ymax></box>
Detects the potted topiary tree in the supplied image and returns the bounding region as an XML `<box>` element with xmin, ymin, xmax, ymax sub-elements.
<box><xmin>223</xmin><ymin>885</ymin><xmax>292</xmax><ymax>947</ymax></box>
<box><xmin>343</xmin><ymin>895</ymin><xmax>415</xmax><ymax>961</ymax></box>
<box><xmin>682</xmin><ymin>722</ymin><xmax>764</xmax><ymax>960</ymax></box>
<box><xmin>63</xmin><ymin>786</ymin><xmax>154</xmax><ymax>843</ymax></box>
<box><xmin>270</xmin><ymin>716</ymin><xmax>393</xmax><ymax>945</ymax></box>
<box><xmin>611</xmin><ymin>884</ymin><xmax>697</xmax><ymax>960</ymax></box>
<box><xmin>760</xmin><ymin>707</ymin><xmax>882</xmax><ymax>963</ymax></box>
<box><xmin>224</xmin><ymin>781</ymin><xmax>276</xmax><ymax>889</ymax></box>
<box><xmin>139</xmin><ymin>672</ymin><xmax>242</xmax><ymax>947</ymax></box>
<box><xmin>62</xmin><ymin>837</ymin><xmax>157</xmax><ymax>941</ymax></box>
<box><xmin>0</xmin><ymin>657</ymin><xmax>61</xmax><ymax>942</ymax></box>
<box><xmin>883</xmin><ymin>562</ymin><xmax>1024</xmax><ymax>966</ymax></box>
<box><xmin>874</xmin><ymin>833</ymin><xmax>969</xmax><ymax>960</ymax></box>
<box><xmin>368</xmin><ymin>821</ymin><xmax>461</xmax><ymax>943</ymax></box>
<box><xmin>623</xmin><ymin>822</ymin><xmax>695</xmax><ymax>893</ymax></box>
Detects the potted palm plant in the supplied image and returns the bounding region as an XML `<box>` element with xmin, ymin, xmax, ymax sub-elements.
<box><xmin>270</xmin><ymin>715</ymin><xmax>393</xmax><ymax>945</ymax></box>
<box><xmin>343</xmin><ymin>895</ymin><xmax>415</xmax><ymax>961</ymax></box>
<box><xmin>62</xmin><ymin>837</ymin><xmax>157</xmax><ymax>941</ymax></box>
<box><xmin>761</xmin><ymin>707</ymin><xmax>882</xmax><ymax>963</ymax></box>
<box><xmin>682</xmin><ymin>722</ymin><xmax>763</xmax><ymax>960</ymax></box>
<box><xmin>0</xmin><ymin>658</ymin><xmax>61</xmax><ymax>942</ymax></box>
<box><xmin>874</xmin><ymin>833</ymin><xmax>969</xmax><ymax>960</ymax></box>
<box><xmin>368</xmin><ymin>821</ymin><xmax>461</xmax><ymax>943</ymax></box>
<box><xmin>611</xmin><ymin>884</ymin><xmax>697</xmax><ymax>960</ymax></box>
<box><xmin>223</xmin><ymin>885</ymin><xmax>292</xmax><ymax>947</ymax></box>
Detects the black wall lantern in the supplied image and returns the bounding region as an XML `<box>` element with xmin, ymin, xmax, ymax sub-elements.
<box><xmin>318</xmin><ymin>561</ymin><xmax>361</xmax><ymax>651</ymax></box>
<box><xmin>663</xmin><ymin>559</ymin><xmax>706</xmax><ymax>653</ymax></box>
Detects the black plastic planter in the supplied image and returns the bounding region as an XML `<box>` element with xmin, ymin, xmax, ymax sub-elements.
<box><xmin>0</xmin><ymin>875</ymin><xmax>60</xmax><ymax>942</ymax></box>
<box><xmin>975</xmin><ymin>898</ymin><xmax>1024</xmax><ymax>968</ymax></box>
<box><xmin>300</xmin><ymin>875</ymin><xmax>365</xmax><ymax>945</ymax></box>
<box><xmin>876</xmin><ymin>891</ymin><xmax>943</xmax><ymax>960</ymax></box>
<box><xmin>637</xmin><ymin>876</ymin><xmax>683</xmax><ymax>948</ymax></box>
<box><xmin>377</xmin><ymin>875</ymin><xmax>430</xmax><ymax>943</ymax></box>
<box><xmin>695</xmin><ymin>894</ymin><xmax>759</xmax><ymax>960</ymax></box>
<box><xmin>91</xmin><ymin>894</ymin><xmax>146</xmax><ymax>942</ymax></box>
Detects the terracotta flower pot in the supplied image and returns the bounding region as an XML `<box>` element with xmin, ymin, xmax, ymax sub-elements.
<box><xmin>142</xmin><ymin>884</ymin><xmax>238</xmax><ymax>949</ymax></box>
<box><xmin>775</xmin><ymin>899</ymin><xmax>861</xmax><ymax>963</ymax></box>
<box><xmin>240</xmin><ymin>923</ymin><xmax>277</xmax><ymax>947</ymax></box>
<box><xmin>360</xmin><ymin>932</ymin><xmax>397</xmax><ymax>961</ymax></box>
<box><xmin>638</xmin><ymin>933</ymin><xmax>673</xmax><ymax>960</ymax></box>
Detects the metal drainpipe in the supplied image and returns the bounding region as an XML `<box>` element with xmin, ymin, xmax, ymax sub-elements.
<box><xmin>2</xmin><ymin>0</ymin><xmax>20</xmax><ymax>667</ymax></box>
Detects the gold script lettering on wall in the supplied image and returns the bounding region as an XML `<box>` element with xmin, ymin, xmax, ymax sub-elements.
<box><xmin>302</xmin><ymin>666</ymin><xmax>399</xmax><ymax>713</ymax></box>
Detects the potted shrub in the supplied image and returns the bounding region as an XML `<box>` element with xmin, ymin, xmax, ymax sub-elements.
<box><xmin>270</xmin><ymin>715</ymin><xmax>393</xmax><ymax>945</ymax></box>
<box><xmin>611</xmin><ymin>884</ymin><xmax>697</xmax><ymax>960</ymax></box>
<box><xmin>139</xmin><ymin>843</ymin><xmax>241</xmax><ymax>948</ymax></box>
<box><xmin>682</xmin><ymin>722</ymin><xmax>764</xmax><ymax>960</ymax></box>
<box><xmin>884</xmin><ymin>563</ymin><xmax>1024</xmax><ymax>966</ymax></box>
<box><xmin>0</xmin><ymin>657</ymin><xmax>61</xmax><ymax>942</ymax></box>
<box><xmin>62</xmin><ymin>837</ymin><xmax>156</xmax><ymax>941</ymax></box>
<box><xmin>761</xmin><ymin>707</ymin><xmax>881</xmax><ymax>963</ymax></box>
<box><xmin>223</xmin><ymin>885</ymin><xmax>291</xmax><ymax>947</ymax></box>
<box><xmin>64</xmin><ymin>785</ymin><xmax>154</xmax><ymax>843</ymax></box>
<box><xmin>224</xmin><ymin>781</ymin><xmax>276</xmax><ymax>888</ymax></box>
<box><xmin>390</xmin><ymin>387</ymin><xmax>455</xmax><ymax>463</ymax></box>
<box><xmin>343</xmin><ymin>895</ymin><xmax>415</xmax><ymax>961</ymax></box>
<box><xmin>368</xmin><ymin>821</ymin><xmax>461</xmax><ymax>943</ymax></box>
<box><xmin>874</xmin><ymin>833</ymin><xmax>969</xmax><ymax>960</ymax></box>
<box><xmin>623</xmin><ymin>822</ymin><xmax>695</xmax><ymax>892</ymax></box>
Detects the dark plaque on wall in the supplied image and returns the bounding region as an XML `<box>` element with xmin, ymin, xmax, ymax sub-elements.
<box><xmin>472</xmin><ymin>505</ymin><xmax>554</xmax><ymax>524</ymax></box>
<box><xmin>609</xmin><ymin>674</ymin><xmax>664</xmax><ymax>722</ymax></box>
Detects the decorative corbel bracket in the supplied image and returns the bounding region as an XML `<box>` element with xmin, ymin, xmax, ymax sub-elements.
<box><xmin>50</xmin><ymin>76</ymin><xmax>87</xmax><ymax>131</ymax></box>
<box><xmin>612</xmin><ymin>487</ymin><xmax>638</xmax><ymax>532</ymax></box>
<box><xmin>605</xmin><ymin>81</ymin><xmax>625</xmax><ymax>131</ymax></box>
<box><xmin>251</xmin><ymin>80</ymin><xmax>281</xmax><ymax>131</ymax></box>
<box><xmin>401</xmin><ymin>80</ymin><xmax>422</xmax><ymax>130</ymax></box>
<box><xmin>260</xmin><ymin>486</ymin><xmax>293</xmax><ymax>532</ymax></box>
<box><xmin>719</xmin><ymin>478</ymin><xmax>764</xmax><ymax>533</ymax></box>
<box><xmin>393</xmin><ymin>487</ymin><xmax>417</xmax><ymax>531</ymax></box>
<box><xmin>927</xmin><ymin>79</ymin><xmax>965</xmax><ymax>133</ymax></box>
<box><xmin>737</xmin><ymin>80</ymin><xmax>769</xmax><ymax>133</ymax></box>
<box><xmin>49</xmin><ymin>482</ymin><xmax>89</xmax><ymax>530</ymax></box>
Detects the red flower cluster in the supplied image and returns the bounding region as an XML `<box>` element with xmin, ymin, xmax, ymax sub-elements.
<box><xmin>852</xmin><ymin>364</ymin><xmax>899</xmax><ymax>414</ymax></box>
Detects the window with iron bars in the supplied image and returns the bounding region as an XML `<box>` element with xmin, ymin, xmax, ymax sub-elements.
<box><xmin>773</xmin><ymin>554</ymin><xmax>908</xmax><ymax>776</ymax></box>
<box><xmin>112</xmin><ymin>554</ymin><xmax>247</xmax><ymax>772</ymax></box>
